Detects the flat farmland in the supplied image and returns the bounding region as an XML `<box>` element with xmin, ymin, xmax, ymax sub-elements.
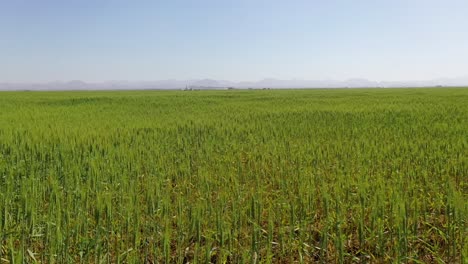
<box><xmin>0</xmin><ymin>88</ymin><xmax>466</xmax><ymax>263</ymax></box>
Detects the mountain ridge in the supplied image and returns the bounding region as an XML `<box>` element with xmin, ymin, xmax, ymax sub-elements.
<box><xmin>1</xmin><ymin>77</ymin><xmax>468</xmax><ymax>90</ymax></box>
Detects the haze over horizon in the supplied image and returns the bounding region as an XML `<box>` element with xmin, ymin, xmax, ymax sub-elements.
<box><xmin>2</xmin><ymin>0</ymin><xmax>468</xmax><ymax>85</ymax></box>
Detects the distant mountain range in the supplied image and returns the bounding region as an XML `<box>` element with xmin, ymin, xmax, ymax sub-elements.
<box><xmin>1</xmin><ymin>77</ymin><xmax>468</xmax><ymax>90</ymax></box>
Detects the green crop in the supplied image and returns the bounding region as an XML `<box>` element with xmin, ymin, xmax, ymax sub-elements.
<box><xmin>0</xmin><ymin>88</ymin><xmax>466</xmax><ymax>263</ymax></box>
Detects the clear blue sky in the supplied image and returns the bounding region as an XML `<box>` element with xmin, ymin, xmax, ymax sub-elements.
<box><xmin>1</xmin><ymin>0</ymin><xmax>467</xmax><ymax>82</ymax></box>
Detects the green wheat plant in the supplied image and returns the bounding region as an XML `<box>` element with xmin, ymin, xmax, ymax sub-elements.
<box><xmin>0</xmin><ymin>88</ymin><xmax>466</xmax><ymax>263</ymax></box>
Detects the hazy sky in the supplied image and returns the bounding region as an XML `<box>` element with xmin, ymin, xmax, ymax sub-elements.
<box><xmin>1</xmin><ymin>0</ymin><xmax>468</xmax><ymax>82</ymax></box>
